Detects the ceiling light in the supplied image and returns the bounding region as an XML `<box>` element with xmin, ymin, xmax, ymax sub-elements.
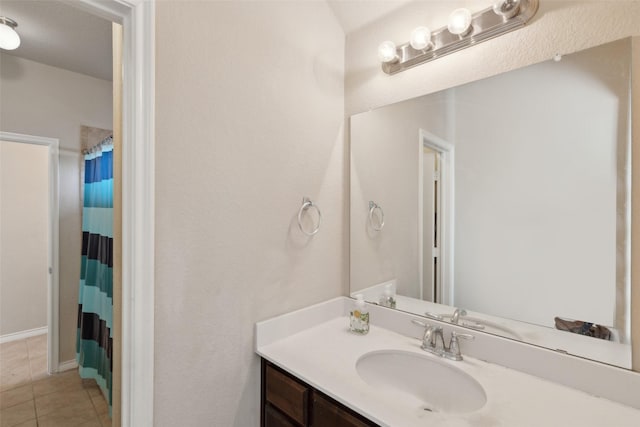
<box><xmin>410</xmin><ymin>26</ymin><xmax>432</xmax><ymax>51</ymax></box>
<box><xmin>448</xmin><ymin>8</ymin><xmax>473</xmax><ymax>36</ymax></box>
<box><xmin>0</xmin><ymin>17</ymin><xmax>20</xmax><ymax>50</ymax></box>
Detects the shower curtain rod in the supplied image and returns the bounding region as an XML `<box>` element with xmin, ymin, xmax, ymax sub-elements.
<box><xmin>82</xmin><ymin>135</ymin><xmax>113</xmax><ymax>155</ymax></box>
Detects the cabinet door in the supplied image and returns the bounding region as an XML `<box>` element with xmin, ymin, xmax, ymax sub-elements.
<box><xmin>265</xmin><ymin>404</ymin><xmax>299</xmax><ymax>427</ymax></box>
<box><xmin>265</xmin><ymin>364</ymin><xmax>309</xmax><ymax>426</ymax></box>
<box><xmin>312</xmin><ymin>393</ymin><xmax>375</xmax><ymax>427</ymax></box>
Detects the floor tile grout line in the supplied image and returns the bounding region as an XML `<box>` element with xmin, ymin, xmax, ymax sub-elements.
<box><xmin>2</xmin><ymin>336</ymin><xmax>109</xmax><ymax>426</ymax></box>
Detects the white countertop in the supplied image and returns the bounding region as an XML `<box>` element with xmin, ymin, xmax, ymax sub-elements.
<box><xmin>256</xmin><ymin>298</ymin><xmax>640</xmax><ymax>427</ymax></box>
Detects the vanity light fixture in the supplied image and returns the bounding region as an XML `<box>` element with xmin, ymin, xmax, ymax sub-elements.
<box><xmin>0</xmin><ymin>17</ymin><xmax>20</xmax><ymax>50</ymax></box>
<box><xmin>378</xmin><ymin>0</ymin><xmax>538</xmax><ymax>75</ymax></box>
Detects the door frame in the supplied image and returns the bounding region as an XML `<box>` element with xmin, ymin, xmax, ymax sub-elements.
<box><xmin>66</xmin><ymin>1</ymin><xmax>156</xmax><ymax>425</ymax></box>
<box><xmin>0</xmin><ymin>132</ymin><xmax>60</xmax><ymax>374</ymax></box>
<box><xmin>419</xmin><ymin>129</ymin><xmax>454</xmax><ymax>305</ymax></box>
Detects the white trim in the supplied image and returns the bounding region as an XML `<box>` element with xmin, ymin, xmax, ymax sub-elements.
<box><xmin>0</xmin><ymin>327</ymin><xmax>48</xmax><ymax>344</ymax></box>
<box><xmin>0</xmin><ymin>131</ymin><xmax>60</xmax><ymax>376</ymax></box>
<box><xmin>121</xmin><ymin>1</ymin><xmax>155</xmax><ymax>425</ymax></box>
<box><xmin>419</xmin><ymin>129</ymin><xmax>455</xmax><ymax>305</ymax></box>
<box><xmin>417</xmin><ymin>133</ymin><xmax>424</xmax><ymax>301</ymax></box>
<box><xmin>72</xmin><ymin>1</ymin><xmax>155</xmax><ymax>426</ymax></box>
<box><xmin>58</xmin><ymin>359</ymin><xmax>79</xmax><ymax>372</ymax></box>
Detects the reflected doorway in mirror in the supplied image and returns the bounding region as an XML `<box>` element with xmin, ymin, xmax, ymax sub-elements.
<box><xmin>419</xmin><ymin>130</ymin><xmax>454</xmax><ymax>306</ymax></box>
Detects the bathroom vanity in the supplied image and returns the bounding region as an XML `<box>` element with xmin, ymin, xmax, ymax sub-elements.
<box><xmin>255</xmin><ymin>297</ymin><xmax>640</xmax><ymax>427</ymax></box>
<box><xmin>262</xmin><ymin>360</ymin><xmax>376</xmax><ymax>427</ymax></box>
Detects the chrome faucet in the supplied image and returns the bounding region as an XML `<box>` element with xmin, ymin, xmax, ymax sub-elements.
<box><xmin>412</xmin><ymin>319</ymin><xmax>474</xmax><ymax>361</ymax></box>
<box><xmin>451</xmin><ymin>308</ymin><xmax>467</xmax><ymax>324</ymax></box>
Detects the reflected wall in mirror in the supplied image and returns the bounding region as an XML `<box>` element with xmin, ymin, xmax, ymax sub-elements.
<box><xmin>350</xmin><ymin>38</ymin><xmax>633</xmax><ymax>369</ymax></box>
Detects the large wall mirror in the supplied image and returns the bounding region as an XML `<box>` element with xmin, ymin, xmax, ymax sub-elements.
<box><xmin>350</xmin><ymin>37</ymin><xmax>633</xmax><ymax>369</ymax></box>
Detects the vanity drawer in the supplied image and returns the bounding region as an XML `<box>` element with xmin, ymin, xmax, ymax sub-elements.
<box><xmin>312</xmin><ymin>392</ymin><xmax>377</xmax><ymax>427</ymax></box>
<box><xmin>265</xmin><ymin>404</ymin><xmax>299</xmax><ymax>427</ymax></box>
<box><xmin>265</xmin><ymin>364</ymin><xmax>309</xmax><ymax>426</ymax></box>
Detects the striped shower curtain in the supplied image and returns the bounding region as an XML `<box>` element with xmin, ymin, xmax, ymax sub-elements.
<box><xmin>76</xmin><ymin>137</ymin><xmax>113</xmax><ymax>411</ymax></box>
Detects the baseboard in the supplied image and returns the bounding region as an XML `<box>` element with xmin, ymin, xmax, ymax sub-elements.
<box><xmin>0</xmin><ymin>326</ymin><xmax>47</xmax><ymax>344</ymax></box>
<box><xmin>58</xmin><ymin>359</ymin><xmax>78</xmax><ymax>372</ymax></box>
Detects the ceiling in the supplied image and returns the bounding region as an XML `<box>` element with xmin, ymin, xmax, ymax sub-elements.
<box><xmin>0</xmin><ymin>0</ymin><xmax>112</xmax><ymax>81</ymax></box>
<box><xmin>327</xmin><ymin>0</ymin><xmax>412</xmax><ymax>34</ymax></box>
<box><xmin>0</xmin><ymin>0</ymin><xmax>413</xmax><ymax>82</ymax></box>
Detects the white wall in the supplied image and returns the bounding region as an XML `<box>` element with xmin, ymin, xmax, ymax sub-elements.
<box><xmin>453</xmin><ymin>39</ymin><xmax>629</xmax><ymax>329</ymax></box>
<box><xmin>0</xmin><ymin>141</ymin><xmax>49</xmax><ymax>336</ymax></box>
<box><xmin>154</xmin><ymin>2</ymin><xmax>344</xmax><ymax>425</ymax></box>
<box><xmin>0</xmin><ymin>53</ymin><xmax>112</xmax><ymax>362</ymax></box>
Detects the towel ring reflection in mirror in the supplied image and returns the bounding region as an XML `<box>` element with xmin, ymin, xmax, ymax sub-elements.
<box><xmin>297</xmin><ymin>197</ymin><xmax>321</xmax><ymax>236</ymax></box>
<box><xmin>368</xmin><ymin>201</ymin><xmax>385</xmax><ymax>231</ymax></box>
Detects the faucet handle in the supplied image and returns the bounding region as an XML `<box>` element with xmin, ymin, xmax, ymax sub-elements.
<box><xmin>424</xmin><ymin>312</ymin><xmax>444</xmax><ymax>321</ymax></box>
<box><xmin>448</xmin><ymin>331</ymin><xmax>474</xmax><ymax>361</ymax></box>
<box><xmin>452</xmin><ymin>331</ymin><xmax>474</xmax><ymax>341</ymax></box>
<box><xmin>461</xmin><ymin>321</ymin><xmax>485</xmax><ymax>330</ymax></box>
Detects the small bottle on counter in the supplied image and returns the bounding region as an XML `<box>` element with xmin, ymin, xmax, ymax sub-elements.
<box><xmin>378</xmin><ymin>283</ymin><xmax>397</xmax><ymax>309</ymax></box>
<box><xmin>350</xmin><ymin>294</ymin><xmax>370</xmax><ymax>335</ymax></box>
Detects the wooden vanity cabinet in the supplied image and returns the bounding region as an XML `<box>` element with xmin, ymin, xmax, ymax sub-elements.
<box><xmin>261</xmin><ymin>359</ymin><xmax>379</xmax><ymax>427</ymax></box>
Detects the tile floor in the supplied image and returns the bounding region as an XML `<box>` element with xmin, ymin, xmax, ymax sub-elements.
<box><xmin>0</xmin><ymin>335</ymin><xmax>110</xmax><ymax>427</ymax></box>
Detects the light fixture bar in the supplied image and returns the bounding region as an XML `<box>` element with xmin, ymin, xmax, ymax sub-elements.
<box><xmin>382</xmin><ymin>0</ymin><xmax>539</xmax><ymax>75</ymax></box>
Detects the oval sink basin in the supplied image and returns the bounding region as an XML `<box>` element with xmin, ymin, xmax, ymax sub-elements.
<box><xmin>356</xmin><ymin>350</ymin><xmax>486</xmax><ymax>414</ymax></box>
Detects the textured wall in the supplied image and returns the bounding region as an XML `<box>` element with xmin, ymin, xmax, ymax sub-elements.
<box><xmin>154</xmin><ymin>1</ymin><xmax>345</xmax><ymax>425</ymax></box>
<box><xmin>0</xmin><ymin>54</ymin><xmax>112</xmax><ymax>363</ymax></box>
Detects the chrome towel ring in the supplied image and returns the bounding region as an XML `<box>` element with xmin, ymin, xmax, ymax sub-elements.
<box><xmin>368</xmin><ymin>201</ymin><xmax>384</xmax><ymax>231</ymax></box>
<box><xmin>298</xmin><ymin>197</ymin><xmax>321</xmax><ymax>236</ymax></box>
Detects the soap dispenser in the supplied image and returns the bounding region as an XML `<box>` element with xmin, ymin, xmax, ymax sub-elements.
<box><xmin>350</xmin><ymin>294</ymin><xmax>370</xmax><ymax>335</ymax></box>
<box><xmin>379</xmin><ymin>284</ymin><xmax>397</xmax><ymax>309</ymax></box>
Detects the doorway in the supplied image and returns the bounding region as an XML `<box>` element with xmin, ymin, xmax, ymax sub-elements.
<box><xmin>419</xmin><ymin>129</ymin><xmax>454</xmax><ymax>306</ymax></box>
<box><xmin>0</xmin><ymin>0</ymin><xmax>154</xmax><ymax>424</ymax></box>
<box><xmin>0</xmin><ymin>133</ymin><xmax>59</xmax><ymax>375</ymax></box>
<box><xmin>73</xmin><ymin>2</ymin><xmax>156</xmax><ymax>425</ymax></box>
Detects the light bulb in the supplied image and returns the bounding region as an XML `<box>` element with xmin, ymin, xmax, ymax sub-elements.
<box><xmin>410</xmin><ymin>26</ymin><xmax>432</xmax><ymax>51</ymax></box>
<box><xmin>377</xmin><ymin>40</ymin><xmax>398</xmax><ymax>63</ymax></box>
<box><xmin>0</xmin><ymin>19</ymin><xmax>20</xmax><ymax>50</ymax></box>
<box><xmin>448</xmin><ymin>8</ymin><xmax>472</xmax><ymax>36</ymax></box>
<box><xmin>493</xmin><ymin>0</ymin><xmax>521</xmax><ymax>19</ymax></box>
